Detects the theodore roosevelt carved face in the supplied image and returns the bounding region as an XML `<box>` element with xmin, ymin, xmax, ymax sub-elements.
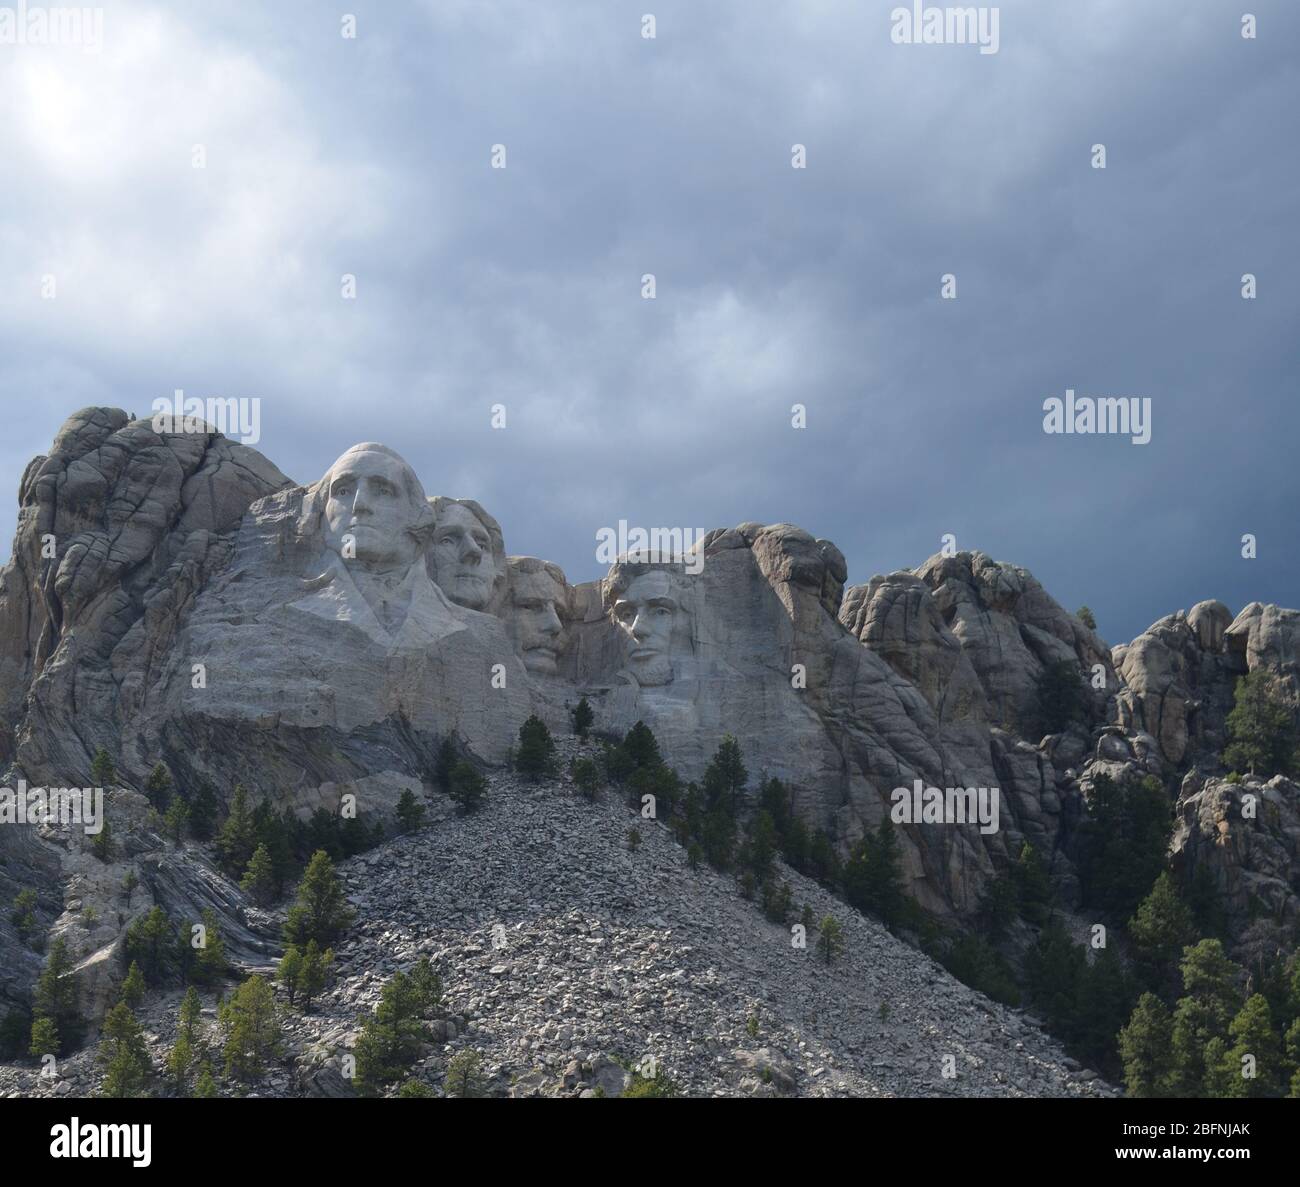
<box><xmin>505</xmin><ymin>557</ymin><xmax>568</xmax><ymax>675</ymax></box>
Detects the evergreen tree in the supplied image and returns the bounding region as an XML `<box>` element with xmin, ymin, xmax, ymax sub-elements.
<box><xmin>1077</xmin><ymin>773</ymin><xmax>1171</xmax><ymax>918</ymax></box>
<box><xmin>1119</xmin><ymin>992</ymin><xmax>1174</xmax><ymax>1097</ymax></box>
<box><xmin>121</xmin><ymin>961</ymin><xmax>146</xmax><ymax>1009</ymax></box>
<box><xmin>126</xmin><ymin>906</ymin><xmax>176</xmax><ymax>986</ymax></box>
<box><xmin>571</xmin><ymin>696</ymin><xmax>594</xmax><ymax>739</ymax></box>
<box><xmin>29</xmin><ymin>1016</ymin><xmax>60</xmax><ymax>1061</ymax></box>
<box><xmin>215</xmin><ymin>784</ymin><xmax>258</xmax><ymax>876</ymax></box>
<box><xmin>10</xmin><ymin>888</ymin><xmax>37</xmax><ymax>944</ymax></box>
<box><xmin>1076</xmin><ymin>606</ymin><xmax>1097</xmax><ymax>631</ymax></box>
<box><xmin>738</xmin><ymin>809</ymin><xmax>779</xmax><ymax>887</ymax></box>
<box><xmin>1201</xmin><ymin>1036</ymin><xmax>1237</xmax><ymax>1097</ymax></box>
<box><xmin>222</xmin><ymin>975</ymin><xmax>280</xmax><ymax>1081</ymax></box>
<box><xmin>121</xmin><ymin>871</ymin><xmax>139</xmax><ymax>908</ymax></box>
<box><xmin>240</xmin><ymin>843</ymin><xmax>277</xmax><ymax>906</ymax></box>
<box><xmin>90</xmin><ymin>747</ymin><xmax>116</xmax><ymax>788</ymax></box>
<box><xmin>166</xmin><ymin>1030</ymin><xmax>194</xmax><ymax>1093</ymax></box>
<box><xmin>395</xmin><ymin>788</ymin><xmax>425</xmax><ymax>834</ymax></box>
<box><xmin>572</xmin><ymin>757</ymin><xmax>601</xmax><ymax>801</ymax></box>
<box><xmin>99</xmin><ymin>1001</ymin><xmax>151</xmax><ymax>1098</ymax></box>
<box><xmin>1169</xmin><ymin>939</ymin><xmax>1244</xmax><ymax>1096</ymax></box>
<box><xmin>1013</xmin><ymin>842</ymin><xmax>1053</xmax><ymax>925</ymax></box>
<box><xmin>842</xmin><ymin>817</ymin><xmax>907</xmax><ymax>928</ymax></box>
<box><xmin>283</xmin><ymin>850</ymin><xmax>355</xmax><ymax>947</ymax></box>
<box><xmin>619</xmin><ymin>721</ymin><xmax>662</xmax><ymax>774</ymax></box>
<box><xmin>186</xmin><ymin>777</ymin><xmax>219</xmax><ymax>841</ymax></box>
<box><xmin>277</xmin><ymin>946</ymin><xmax>304</xmax><ymax>1006</ymax></box>
<box><xmin>0</xmin><ymin>1009</ymin><xmax>31</xmax><ymax>1060</ymax></box>
<box><xmin>435</xmin><ymin>736</ymin><xmax>458</xmax><ymax>794</ymax></box>
<box><xmin>179</xmin><ymin>986</ymin><xmax>202</xmax><ymax>1044</ymax></box>
<box><xmin>1024</xmin><ymin>922</ymin><xmax>1087</xmax><ymax>1039</ymax></box>
<box><xmin>445</xmin><ymin>1049</ymin><xmax>485</xmax><ymax>1098</ymax></box>
<box><xmin>1220</xmin><ymin>993</ymin><xmax>1283</xmax><ymax>1097</ymax></box>
<box><xmin>355</xmin><ymin>967</ymin><xmax>434</xmax><ymax>1094</ymax></box>
<box><xmin>701</xmin><ymin>735</ymin><xmax>747</xmax><ymax>816</ymax></box>
<box><xmin>192</xmin><ymin>1060</ymin><xmax>218</xmax><ymax>1098</ymax></box>
<box><xmin>1036</xmin><ymin>660</ymin><xmax>1086</xmax><ymax>734</ymax></box>
<box><xmin>515</xmin><ymin>714</ymin><xmax>557</xmax><ymax>781</ymax></box>
<box><xmin>808</xmin><ymin>829</ymin><xmax>842</xmax><ymax>888</ymax></box>
<box><xmin>816</xmin><ymin>915</ymin><xmax>844</xmax><ymax>965</ymax></box>
<box><xmin>1128</xmin><ymin>873</ymin><xmax>1196</xmax><ymax>997</ymax></box>
<box><xmin>448</xmin><ymin>762</ymin><xmax>486</xmax><ymax>815</ymax></box>
<box><xmin>762</xmin><ymin>879</ymin><xmax>793</xmax><ymax>924</ymax></box>
<box><xmin>145</xmin><ymin>762</ymin><xmax>172</xmax><ymax>813</ymax></box>
<box><xmin>31</xmin><ymin>936</ymin><xmax>82</xmax><ymax>1053</ymax></box>
<box><xmin>164</xmin><ymin>796</ymin><xmax>189</xmax><ymax>844</ymax></box>
<box><xmin>189</xmin><ymin>907</ymin><xmax>228</xmax><ymax>987</ymax></box>
<box><xmin>1223</xmin><ymin>670</ymin><xmax>1297</xmax><ymax>777</ymax></box>
<box><xmin>298</xmin><ymin>940</ymin><xmax>333</xmax><ymax>1012</ymax></box>
<box><xmin>91</xmin><ymin>817</ymin><xmax>114</xmax><ymax>863</ymax></box>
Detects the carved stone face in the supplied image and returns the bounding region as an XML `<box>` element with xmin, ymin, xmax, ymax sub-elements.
<box><xmin>431</xmin><ymin>503</ymin><xmax>499</xmax><ymax>609</ymax></box>
<box><xmin>508</xmin><ymin>568</ymin><xmax>566</xmax><ymax>675</ymax></box>
<box><xmin>322</xmin><ymin>448</ymin><xmax>425</xmax><ymax>571</ymax></box>
<box><xmin>612</xmin><ymin>570</ymin><xmax>680</xmax><ymax>686</ymax></box>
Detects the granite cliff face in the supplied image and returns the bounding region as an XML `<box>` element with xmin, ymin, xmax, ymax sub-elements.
<box><xmin>1</xmin><ymin>408</ymin><xmax>1297</xmax><ymax>1050</ymax></box>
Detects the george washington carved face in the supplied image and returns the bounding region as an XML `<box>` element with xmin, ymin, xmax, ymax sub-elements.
<box><xmin>305</xmin><ymin>444</ymin><xmax>434</xmax><ymax>573</ymax></box>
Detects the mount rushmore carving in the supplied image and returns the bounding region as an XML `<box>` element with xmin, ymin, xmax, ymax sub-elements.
<box><xmin>1</xmin><ymin>407</ymin><xmax>1298</xmax><ymax>942</ymax></box>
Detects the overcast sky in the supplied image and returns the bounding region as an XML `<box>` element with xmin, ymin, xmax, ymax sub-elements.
<box><xmin>1</xmin><ymin>0</ymin><xmax>1295</xmax><ymax>643</ymax></box>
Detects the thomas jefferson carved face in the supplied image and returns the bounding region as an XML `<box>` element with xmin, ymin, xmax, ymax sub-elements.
<box><xmin>507</xmin><ymin>560</ymin><xmax>567</xmax><ymax>675</ymax></box>
<box><xmin>320</xmin><ymin>446</ymin><xmax>430</xmax><ymax>572</ymax></box>
<box><xmin>612</xmin><ymin>570</ymin><xmax>680</xmax><ymax>686</ymax></box>
<box><xmin>431</xmin><ymin>502</ymin><xmax>500</xmax><ymax>609</ymax></box>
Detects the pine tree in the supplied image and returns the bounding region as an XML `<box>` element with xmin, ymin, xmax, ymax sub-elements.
<box><xmin>1128</xmin><ymin>873</ymin><xmax>1196</xmax><ymax>997</ymax></box>
<box><xmin>816</xmin><ymin>915</ymin><xmax>844</xmax><ymax>965</ymax></box>
<box><xmin>277</xmin><ymin>946</ymin><xmax>304</xmax><ymax>1005</ymax></box>
<box><xmin>163</xmin><ymin>796</ymin><xmax>189</xmax><ymax>844</ymax></box>
<box><xmin>1223</xmin><ymin>670</ymin><xmax>1296</xmax><ymax>777</ymax></box>
<box><xmin>31</xmin><ymin>936</ymin><xmax>82</xmax><ymax>1054</ymax></box>
<box><xmin>702</xmin><ymin>735</ymin><xmax>747</xmax><ymax>816</ymax></box>
<box><xmin>1169</xmin><ymin>939</ymin><xmax>1244</xmax><ymax>1096</ymax></box>
<box><xmin>240</xmin><ymin>843</ymin><xmax>277</xmax><ymax>906</ymax></box>
<box><xmin>1013</xmin><ymin>842</ymin><xmax>1053</xmax><ymax>925</ymax></box>
<box><xmin>222</xmin><ymin>975</ymin><xmax>280</xmax><ymax>1081</ymax></box>
<box><xmin>90</xmin><ymin>747</ymin><xmax>116</xmax><ymax>788</ymax></box>
<box><xmin>192</xmin><ymin>1060</ymin><xmax>218</xmax><ymax>1098</ymax></box>
<box><xmin>179</xmin><ymin>986</ymin><xmax>202</xmax><ymax>1043</ymax></box>
<box><xmin>215</xmin><ymin>784</ymin><xmax>257</xmax><ymax>876</ymax></box>
<box><xmin>1220</xmin><ymin>993</ymin><xmax>1283</xmax><ymax>1097</ymax></box>
<box><xmin>572</xmin><ymin>757</ymin><xmax>601</xmax><ymax>801</ymax></box>
<box><xmin>11</xmin><ymin>888</ymin><xmax>37</xmax><ymax>943</ymax></box>
<box><xmin>515</xmin><ymin>715</ymin><xmax>556</xmax><ymax>781</ymax></box>
<box><xmin>189</xmin><ymin>908</ymin><xmax>228</xmax><ymax>987</ymax></box>
<box><xmin>166</xmin><ymin>1031</ymin><xmax>194</xmax><ymax>1093</ymax></box>
<box><xmin>445</xmin><ymin>1049</ymin><xmax>485</xmax><ymax>1098</ymax></box>
<box><xmin>187</xmin><ymin>777</ymin><xmax>219</xmax><ymax>841</ymax></box>
<box><xmin>842</xmin><ymin>816</ymin><xmax>908</xmax><ymax>928</ymax></box>
<box><xmin>91</xmin><ymin>817</ymin><xmax>114</xmax><ymax>863</ymax></box>
<box><xmin>145</xmin><ymin>762</ymin><xmax>172</xmax><ymax>813</ymax></box>
<box><xmin>1076</xmin><ymin>606</ymin><xmax>1097</xmax><ymax>631</ymax></box>
<box><xmin>448</xmin><ymin>761</ymin><xmax>486</xmax><ymax>814</ymax></box>
<box><xmin>29</xmin><ymin>1015</ymin><xmax>60</xmax><ymax>1061</ymax></box>
<box><xmin>738</xmin><ymin>809</ymin><xmax>779</xmax><ymax>887</ymax></box>
<box><xmin>298</xmin><ymin>940</ymin><xmax>333</xmax><ymax>1012</ymax></box>
<box><xmin>121</xmin><ymin>961</ymin><xmax>146</xmax><ymax>1009</ymax></box>
<box><xmin>283</xmin><ymin>850</ymin><xmax>355</xmax><ymax>947</ymax></box>
<box><xmin>126</xmin><ymin>906</ymin><xmax>176</xmax><ymax>986</ymax></box>
<box><xmin>1119</xmin><ymin>992</ymin><xmax>1174</xmax><ymax>1097</ymax></box>
<box><xmin>435</xmin><ymin>736</ymin><xmax>457</xmax><ymax>793</ymax></box>
<box><xmin>121</xmin><ymin>870</ymin><xmax>139</xmax><ymax>908</ymax></box>
<box><xmin>395</xmin><ymin>788</ymin><xmax>425</xmax><ymax>834</ymax></box>
<box><xmin>571</xmin><ymin>696</ymin><xmax>594</xmax><ymax>739</ymax></box>
<box><xmin>99</xmin><ymin>1001</ymin><xmax>151</xmax><ymax>1098</ymax></box>
<box><xmin>1036</xmin><ymin>660</ymin><xmax>1086</xmax><ymax>734</ymax></box>
<box><xmin>355</xmin><ymin>967</ymin><xmax>433</xmax><ymax>1094</ymax></box>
